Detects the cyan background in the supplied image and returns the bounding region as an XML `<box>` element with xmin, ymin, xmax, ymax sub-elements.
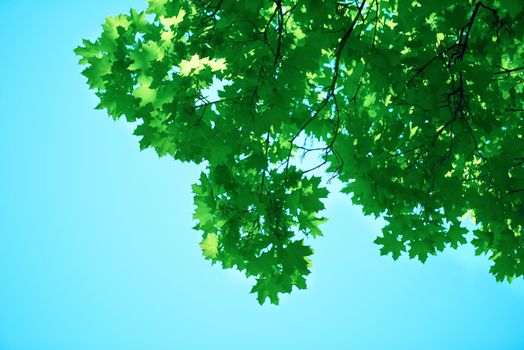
<box><xmin>1</xmin><ymin>1</ymin><xmax>524</xmax><ymax>349</ymax></box>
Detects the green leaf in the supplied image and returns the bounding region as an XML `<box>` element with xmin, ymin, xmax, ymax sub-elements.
<box><xmin>132</xmin><ymin>75</ymin><xmax>157</xmax><ymax>106</ymax></box>
<box><xmin>375</xmin><ymin>232</ymin><xmax>406</xmax><ymax>260</ymax></box>
<box><xmin>200</xmin><ymin>233</ymin><xmax>219</xmax><ymax>260</ymax></box>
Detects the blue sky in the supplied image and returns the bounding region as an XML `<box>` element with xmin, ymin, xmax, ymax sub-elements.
<box><xmin>1</xmin><ymin>1</ymin><xmax>524</xmax><ymax>349</ymax></box>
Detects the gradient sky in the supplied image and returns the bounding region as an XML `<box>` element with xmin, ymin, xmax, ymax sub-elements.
<box><xmin>1</xmin><ymin>1</ymin><xmax>524</xmax><ymax>349</ymax></box>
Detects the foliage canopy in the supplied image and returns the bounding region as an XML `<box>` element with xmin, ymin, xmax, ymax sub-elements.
<box><xmin>76</xmin><ymin>0</ymin><xmax>524</xmax><ymax>304</ymax></box>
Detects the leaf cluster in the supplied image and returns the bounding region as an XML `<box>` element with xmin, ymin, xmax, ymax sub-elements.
<box><xmin>76</xmin><ymin>0</ymin><xmax>524</xmax><ymax>303</ymax></box>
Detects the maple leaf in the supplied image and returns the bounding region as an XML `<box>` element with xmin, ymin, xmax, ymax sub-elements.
<box><xmin>375</xmin><ymin>232</ymin><xmax>406</xmax><ymax>260</ymax></box>
<box><xmin>200</xmin><ymin>233</ymin><xmax>219</xmax><ymax>260</ymax></box>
